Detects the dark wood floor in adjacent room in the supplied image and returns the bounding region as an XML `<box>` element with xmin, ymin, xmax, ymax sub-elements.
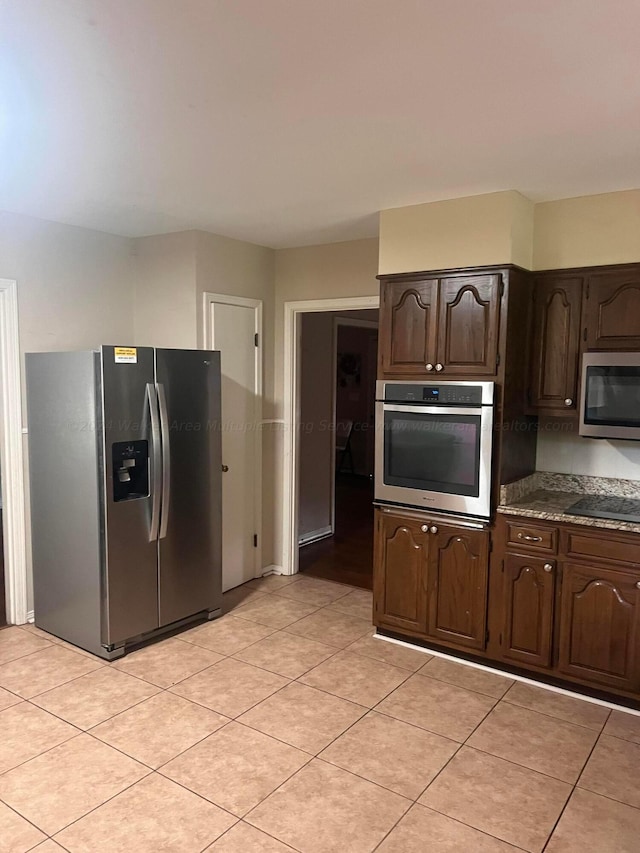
<box><xmin>299</xmin><ymin>474</ymin><xmax>374</xmax><ymax>590</ymax></box>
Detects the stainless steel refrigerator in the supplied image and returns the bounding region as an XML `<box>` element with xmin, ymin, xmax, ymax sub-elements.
<box><xmin>26</xmin><ymin>345</ymin><xmax>222</xmax><ymax>660</ymax></box>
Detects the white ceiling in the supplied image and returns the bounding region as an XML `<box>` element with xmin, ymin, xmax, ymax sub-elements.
<box><xmin>1</xmin><ymin>0</ymin><xmax>640</xmax><ymax>248</ymax></box>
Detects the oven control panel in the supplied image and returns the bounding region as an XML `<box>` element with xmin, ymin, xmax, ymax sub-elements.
<box><xmin>382</xmin><ymin>383</ymin><xmax>485</xmax><ymax>406</ymax></box>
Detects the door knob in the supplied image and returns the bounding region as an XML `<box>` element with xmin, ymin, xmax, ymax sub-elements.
<box><xmin>221</xmin><ymin>464</ymin><xmax>229</xmax><ymax>472</ymax></box>
<box><xmin>435</xmin><ymin>363</ymin><xmax>444</xmax><ymax>372</ymax></box>
<box><xmin>421</xmin><ymin>524</ymin><xmax>429</xmax><ymax>532</ymax></box>
<box><xmin>564</xmin><ymin>398</ymin><xmax>573</xmax><ymax>407</ymax></box>
<box><xmin>425</xmin><ymin>363</ymin><xmax>434</xmax><ymax>371</ymax></box>
<box><xmin>429</xmin><ymin>525</ymin><xmax>438</xmax><ymax>534</ymax></box>
<box><xmin>543</xmin><ymin>563</ymin><xmax>553</xmax><ymax>573</ymax></box>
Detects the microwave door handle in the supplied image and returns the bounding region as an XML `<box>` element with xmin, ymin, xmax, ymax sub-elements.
<box><xmin>146</xmin><ymin>383</ymin><xmax>162</xmax><ymax>542</ymax></box>
<box><xmin>157</xmin><ymin>383</ymin><xmax>171</xmax><ymax>540</ymax></box>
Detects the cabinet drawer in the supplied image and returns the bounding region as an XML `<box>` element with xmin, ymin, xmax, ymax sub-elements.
<box><xmin>562</xmin><ymin>529</ymin><xmax>640</xmax><ymax>567</ymax></box>
<box><xmin>506</xmin><ymin>521</ymin><xmax>558</xmax><ymax>553</ymax></box>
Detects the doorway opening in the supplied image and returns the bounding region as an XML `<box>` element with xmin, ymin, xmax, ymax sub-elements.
<box><xmin>296</xmin><ymin>309</ymin><xmax>378</xmax><ymax>590</ymax></box>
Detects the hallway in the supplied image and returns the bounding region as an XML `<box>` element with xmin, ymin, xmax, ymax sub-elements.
<box><xmin>300</xmin><ymin>475</ymin><xmax>374</xmax><ymax>590</ymax></box>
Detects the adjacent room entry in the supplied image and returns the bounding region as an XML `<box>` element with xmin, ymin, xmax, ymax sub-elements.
<box><xmin>297</xmin><ymin>309</ymin><xmax>378</xmax><ymax>589</ymax></box>
<box><xmin>205</xmin><ymin>293</ymin><xmax>263</xmax><ymax>591</ymax></box>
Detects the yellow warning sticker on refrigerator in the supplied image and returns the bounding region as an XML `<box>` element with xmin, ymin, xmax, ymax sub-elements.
<box><xmin>114</xmin><ymin>347</ymin><xmax>137</xmax><ymax>364</ymax></box>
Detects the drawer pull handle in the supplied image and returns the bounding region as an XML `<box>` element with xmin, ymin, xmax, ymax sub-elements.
<box><xmin>517</xmin><ymin>533</ymin><xmax>542</xmax><ymax>542</ymax></box>
<box><xmin>543</xmin><ymin>563</ymin><xmax>554</xmax><ymax>573</ymax></box>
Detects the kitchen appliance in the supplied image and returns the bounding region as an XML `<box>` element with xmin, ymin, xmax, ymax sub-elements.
<box><xmin>26</xmin><ymin>345</ymin><xmax>222</xmax><ymax>660</ymax></box>
<box><xmin>565</xmin><ymin>494</ymin><xmax>640</xmax><ymax>524</ymax></box>
<box><xmin>580</xmin><ymin>352</ymin><xmax>640</xmax><ymax>440</ymax></box>
<box><xmin>375</xmin><ymin>380</ymin><xmax>495</xmax><ymax>518</ymax></box>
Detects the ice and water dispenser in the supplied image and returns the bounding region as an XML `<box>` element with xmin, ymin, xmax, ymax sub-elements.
<box><xmin>112</xmin><ymin>440</ymin><xmax>149</xmax><ymax>502</ymax></box>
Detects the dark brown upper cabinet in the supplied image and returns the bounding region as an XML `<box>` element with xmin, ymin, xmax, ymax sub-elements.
<box><xmin>528</xmin><ymin>274</ymin><xmax>584</xmax><ymax>415</ymax></box>
<box><xmin>584</xmin><ymin>267</ymin><xmax>640</xmax><ymax>350</ymax></box>
<box><xmin>426</xmin><ymin>525</ymin><xmax>490</xmax><ymax>651</ymax></box>
<box><xmin>379</xmin><ymin>271</ymin><xmax>503</xmax><ymax>379</ymax></box>
<box><xmin>379</xmin><ymin>278</ymin><xmax>438</xmax><ymax>376</ymax></box>
<box><xmin>437</xmin><ymin>274</ymin><xmax>501</xmax><ymax>376</ymax></box>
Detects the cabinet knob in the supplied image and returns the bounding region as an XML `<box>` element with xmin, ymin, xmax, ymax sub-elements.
<box><xmin>221</xmin><ymin>464</ymin><xmax>229</xmax><ymax>473</ymax></box>
<box><xmin>421</xmin><ymin>524</ymin><xmax>429</xmax><ymax>532</ymax></box>
<box><xmin>425</xmin><ymin>363</ymin><xmax>434</xmax><ymax>371</ymax></box>
<box><xmin>564</xmin><ymin>398</ymin><xmax>573</xmax><ymax>407</ymax></box>
<box><xmin>543</xmin><ymin>563</ymin><xmax>554</xmax><ymax>573</ymax></box>
<box><xmin>435</xmin><ymin>363</ymin><xmax>444</xmax><ymax>372</ymax></box>
<box><xmin>636</xmin><ymin>581</ymin><xmax>640</xmax><ymax>590</ymax></box>
<box><xmin>429</xmin><ymin>525</ymin><xmax>438</xmax><ymax>534</ymax></box>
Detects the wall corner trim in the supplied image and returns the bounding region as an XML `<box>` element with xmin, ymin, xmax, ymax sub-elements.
<box><xmin>0</xmin><ymin>279</ymin><xmax>29</xmax><ymax>625</ymax></box>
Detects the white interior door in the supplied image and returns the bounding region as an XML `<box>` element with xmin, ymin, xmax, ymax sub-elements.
<box><xmin>207</xmin><ymin>295</ymin><xmax>262</xmax><ymax>591</ymax></box>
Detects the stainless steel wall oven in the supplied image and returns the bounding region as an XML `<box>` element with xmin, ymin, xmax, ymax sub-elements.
<box><xmin>375</xmin><ymin>380</ymin><xmax>495</xmax><ymax>518</ymax></box>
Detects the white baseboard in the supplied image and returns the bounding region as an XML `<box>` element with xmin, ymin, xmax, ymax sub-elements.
<box><xmin>258</xmin><ymin>565</ymin><xmax>287</xmax><ymax>577</ymax></box>
<box><xmin>298</xmin><ymin>526</ymin><xmax>333</xmax><ymax>547</ymax></box>
<box><xmin>375</xmin><ymin>633</ymin><xmax>640</xmax><ymax>717</ymax></box>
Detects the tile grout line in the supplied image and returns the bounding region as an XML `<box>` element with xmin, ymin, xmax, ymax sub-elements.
<box><xmin>6</xmin><ymin>584</ymin><xmax>640</xmax><ymax>851</ymax></box>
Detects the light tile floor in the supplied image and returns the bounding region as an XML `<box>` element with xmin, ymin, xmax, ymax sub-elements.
<box><xmin>1</xmin><ymin>574</ymin><xmax>639</xmax><ymax>852</ymax></box>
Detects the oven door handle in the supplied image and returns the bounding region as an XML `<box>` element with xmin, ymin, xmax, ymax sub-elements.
<box><xmin>379</xmin><ymin>403</ymin><xmax>488</xmax><ymax>417</ymax></box>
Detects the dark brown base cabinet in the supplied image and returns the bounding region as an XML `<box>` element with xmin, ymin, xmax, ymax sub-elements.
<box><xmin>373</xmin><ymin>508</ymin><xmax>490</xmax><ymax>653</ymax></box>
<box><xmin>374</xmin><ymin>508</ymin><xmax>640</xmax><ymax>706</ymax></box>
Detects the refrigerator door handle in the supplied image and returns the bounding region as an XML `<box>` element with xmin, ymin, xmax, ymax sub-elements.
<box><xmin>157</xmin><ymin>383</ymin><xmax>171</xmax><ymax>539</ymax></box>
<box><xmin>146</xmin><ymin>383</ymin><xmax>162</xmax><ymax>542</ymax></box>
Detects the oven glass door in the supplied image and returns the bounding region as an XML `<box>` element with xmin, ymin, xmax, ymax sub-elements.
<box><xmin>383</xmin><ymin>409</ymin><xmax>481</xmax><ymax>496</ymax></box>
<box><xmin>584</xmin><ymin>365</ymin><xmax>640</xmax><ymax>428</ymax></box>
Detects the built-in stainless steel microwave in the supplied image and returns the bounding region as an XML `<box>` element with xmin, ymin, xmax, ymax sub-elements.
<box><xmin>580</xmin><ymin>352</ymin><xmax>640</xmax><ymax>440</ymax></box>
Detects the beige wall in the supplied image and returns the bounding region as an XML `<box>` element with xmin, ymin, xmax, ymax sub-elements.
<box><xmin>298</xmin><ymin>312</ymin><xmax>334</xmax><ymax>541</ymax></box>
<box><xmin>0</xmin><ymin>210</ymin><xmax>137</xmax><ymax>612</ymax></box>
<box><xmin>0</xmin><ymin>210</ymin><xmax>135</xmax><ymax>357</ymax></box>
<box><xmin>533</xmin><ymin>190</ymin><xmax>640</xmax><ymax>269</ymax></box>
<box><xmin>133</xmin><ymin>231</ymin><xmax>198</xmax><ymax>348</ymax></box>
<box><xmin>378</xmin><ymin>191</ymin><xmax>534</xmax><ymax>274</ymax></box>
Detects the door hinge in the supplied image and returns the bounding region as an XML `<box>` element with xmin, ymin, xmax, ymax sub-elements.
<box><xmin>585</xmin><ymin>282</ymin><xmax>590</xmax><ymax>298</ymax></box>
<box><xmin>499</xmin><ymin>279</ymin><xmax>505</xmax><ymax>297</ymax></box>
<box><xmin>498</xmin><ymin>632</ymin><xmax>503</xmax><ymax>646</ymax></box>
<box><xmin>501</xmin><ymin>560</ymin><xmax>504</xmax><ymax>573</ymax></box>
<box><xmin>254</xmin><ymin>333</ymin><xmax>259</xmax><ymax>347</ymax></box>
<box><xmin>583</xmin><ymin>327</ymin><xmax>587</xmax><ymax>341</ymax></box>
<box><xmin>485</xmin><ymin>628</ymin><xmax>490</xmax><ymax>644</ymax></box>
<box><xmin>253</xmin><ymin>534</ymin><xmax>258</xmax><ymax>548</ymax></box>
<box><xmin>496</xmin><ymin>352</ymin><xmax>501</xmax><ymax>367</ymax></box>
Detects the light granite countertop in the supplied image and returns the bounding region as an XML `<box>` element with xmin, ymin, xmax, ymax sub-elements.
<box><xmin>497</xmin><ymin>472</ymin><xmax>640</xmax><ymax>535</ymax></box>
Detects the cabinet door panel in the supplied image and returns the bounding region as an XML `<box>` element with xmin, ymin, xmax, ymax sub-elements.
<box><xmin>379</xmin><ymin>279</ymin><xmax>438</xmax><ymax>376</ymax></box>
<box><xmin>529</xmin><ymin>276</ymin><xmax>583</xmax><ymax>413</ymax></box>
<box><xmin>502</xmin><ymin>554</ymin><xmax>555</xmax><ymax>668</ymax></box>
<box><xmin>585</xmin><ymin>270</ymin><xmax>640</xmax><ymax>350</ymax></box>
<box><xmin>558</xmin><ymin>563</ymin><xmax>640</xmax><ymax>691</ymax></box>
<box><xmin>427</xmin><ymin>527</ymin><xmax>489</xmax><ymax>650</ymax></box>
<box><xmin>373</xmin><ymin>511</ymin><xmax>428</xmax><ymax>633</ymax></box>
<box><xmin>437</xmin><ymin>275</ymin><xmax>501</xmax><ymax>375</ymax></box>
